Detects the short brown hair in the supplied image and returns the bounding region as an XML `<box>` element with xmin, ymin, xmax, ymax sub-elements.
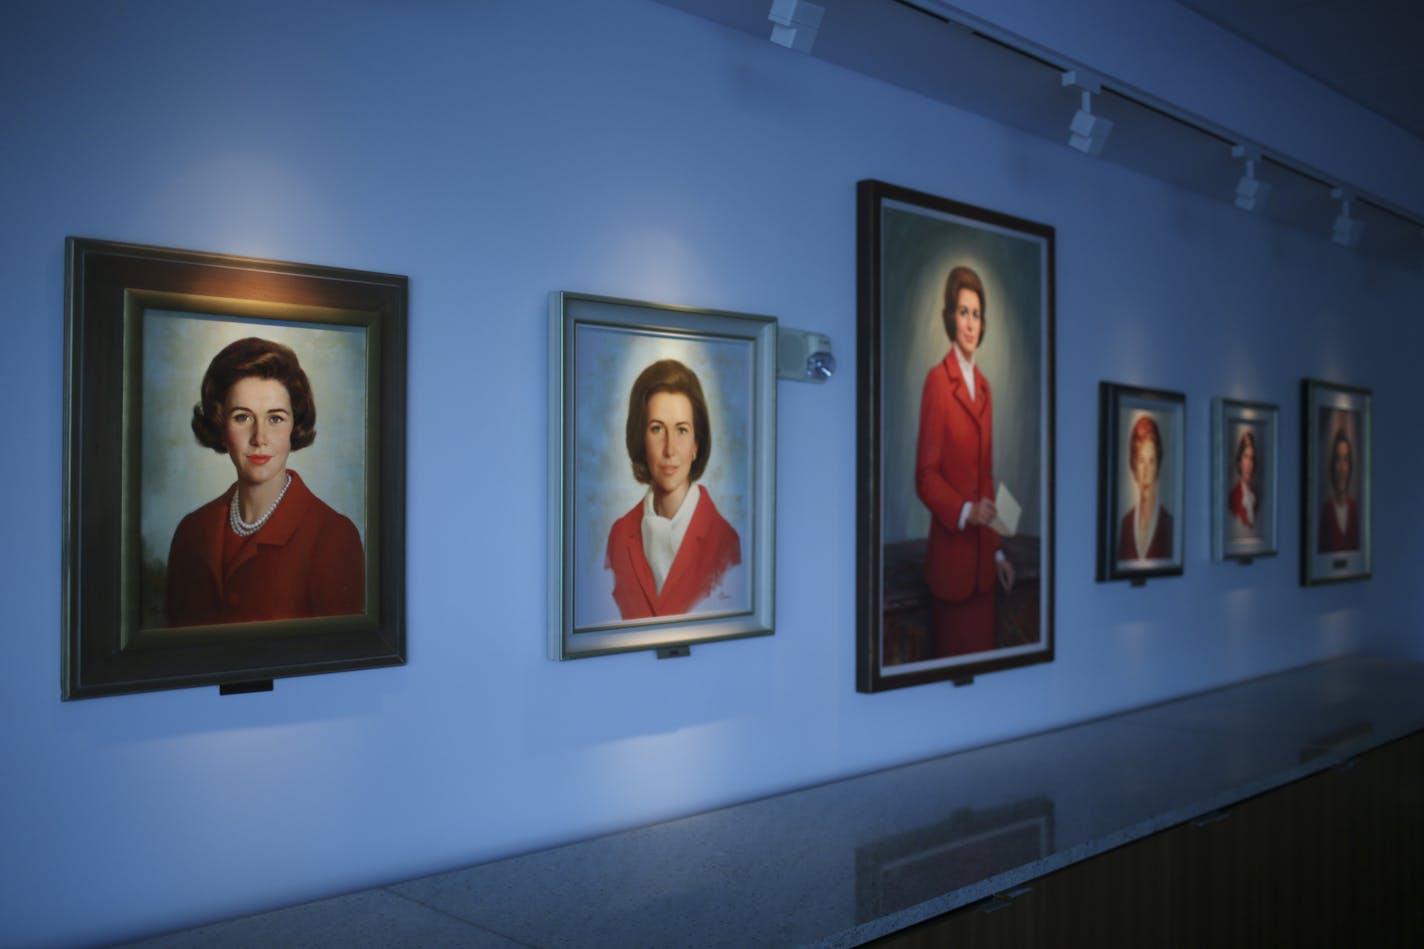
<box><xmin>941</xmin><ymin>265</ymin><xmax>986</xmax><ymax>347</ymax></box>
<box><xmin>190</xmin><ymin>337</ymin><xmax>316</xmax><ymax>453</ymax></box>
<box><xmin>1129</xmin><ymin>414</ymin><xmax>1162</xmax><ymax>473</ymax></box>
<box><xmin>1234</xmin><ymin>430</ymin><xmax>1257</xmax><ymax>478</ymax></box>
<box><xmin>625</xmin><ymin>359</ymin><xmax>710</xmax><ymax>485</ymax></box>
<box><xmin>1330</xmin><ymin>430</ymin><xmax>1353</xmax><ymax>482</ymax></box>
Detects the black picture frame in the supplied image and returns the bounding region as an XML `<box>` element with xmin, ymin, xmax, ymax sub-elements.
<box><xmin>63</xmin><ymin>238</ymin><xmax>407</xmax><ymax>698</ymax></box>
<box><xmin>856</xmin><ymin>180</ymin><xmax>1055</xmax><ymax>692</ymax></box>
<box><xmin>1301</xmin><ymin>379</ymin><xmax>1371</xmax><ymax>585</ymax></box>
<box><xmin>1096</xmin><ymin>382</ymin><xmax>1186</xmax><ymax>582</ymax></box>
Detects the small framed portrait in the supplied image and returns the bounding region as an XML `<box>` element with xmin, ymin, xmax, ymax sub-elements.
<box><xmin>855</xmin><ymin>180</ymin><xmax>1055</xmax><ymax>693</ymax></box>
<box><xmin>548</xmin><ymin>292</ymin><xmax>776</xmax><ymax>660</ymax></box>
<box><xmin>1211</xmin><ymin>398</ymin><xmax>1279</xmax><ymax>562</ymax></box>
<box><xmin>1301</xmin><ymin>379</ymin><xmax>1371</xmax><ymax>585</ymax></box>
<box><xmin>63</xmin><ymin>238</ymin><xmax>407</xmax><ymax>699</ymax></box>
<box><xmin>1097</xmin><ymin>383</ymin><xmax>1186</xmax><ymax>582</ymax></box>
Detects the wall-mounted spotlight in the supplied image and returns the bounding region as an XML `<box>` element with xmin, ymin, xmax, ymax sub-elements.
<box><xmin>1062</xmin><ymin>70</ymin><xmax>1113</xmax><ymax>156</ymax></box>
<box><xmin>778</xmin><ymin>326</ymin><xmax>835</xmax><ymax>383</ymax></box>
<box><xmin>1231</xmin><ymin>144</ymin><xmax>1271</xmax><ymax>213</ymax></box>
<box><xmin>1331</xmin><ymin>188</ymin><xmax>1365</xmax><ymax>247</ymax></box>
<box><xmin>768</xmin><ymin>0</ymin><xmax>824</xmax><ymax>54</ymax></box>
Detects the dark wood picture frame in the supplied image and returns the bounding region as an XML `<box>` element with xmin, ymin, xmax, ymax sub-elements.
<box><xmin>1096</xmin><ymin>382</ymin><xmax>1186</xmax><ymax>582</ymax></box>
<box><xmin>63</xmin><ymin>238</ymin><xmax>407</xmax><ymax>698</ymax></box>
<box><xmin>856</xmin><ymin>180</ymin><xmax>1055</xmax><ymax>693</ymax></box>
<box><xmin>1301</xmin><ymin>379</ymin><xmax>1371</xmax><ymax>585</ymax></box>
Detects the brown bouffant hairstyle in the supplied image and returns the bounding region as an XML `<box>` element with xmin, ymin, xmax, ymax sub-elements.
<box><xmin>190</xmin><ymin>337</ymin><xmax>316</xmax><ymax>453</ymax></box>
<box><xmin>1234</xmin><ymin>431</ymin><xmax>1257</xmax><ymax>482</ymax></box>
<box><xmin>941</xmin><ymin>265</ymin><xmax>986</xmax><ymax>347</ymax></box>
<box><xmin>1129</xmin><ymin>414</ymin><xmax>1163</xmax><ymax>475</ymax></box>
<box><xmin>1330</xmin><ymin>430</ymin><xmax>1353</xmax><ymax>483</ymax></box>
<box><xmin>624</xmin><ymin>359</ymin><xmax>710</xmax><ymax>486</ymax></box>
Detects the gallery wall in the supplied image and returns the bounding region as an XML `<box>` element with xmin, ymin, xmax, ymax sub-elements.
<box><xmin>3</xmin><ymin>0</ymin><xmax>1422</xmax><ymax>945</ymax></box>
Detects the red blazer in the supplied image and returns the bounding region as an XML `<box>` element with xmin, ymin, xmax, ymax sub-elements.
<box><xmin>1228</xmin><ymin>481</ymin><xmax>1255</xmax><ymax>528</ymax></box>
<box><xmin>915</xmin><ymin>353</ymin><xmax>996</xmax><ymax>603</ymax></box>
<box><xmin>605</xmin><ymin>488</ymin><xmax>741</xmax><ymax>619</ymax></box>
<box><xmin>165</xmin><ymin>470</ymin><xmax>365</xmax><ymax>627</ymax></box>
<box><xmin>1118</xmin><ymin>505</ymin><xmax>1173</xmax><ymax>561</ymax></box>
<box><xmin>1318</xmin><ymin>497</ymin><xmax>1359</xmax><ymax>553</ymax></box>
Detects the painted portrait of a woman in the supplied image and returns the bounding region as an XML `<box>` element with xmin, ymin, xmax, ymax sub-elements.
<box><xmin>164</xmin><ymin>337</ymin><xmax>365</xmax><ymax>627</ymax></box>
<box><xmin>604</xmin><ymin>359</ymin><xmax>741</xmax><ymax>620</ymax></box>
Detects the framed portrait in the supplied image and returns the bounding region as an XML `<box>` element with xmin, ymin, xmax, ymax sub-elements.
<box><xmin>856</xmin><ymin>180</ymin><xmax>1055</xmax><ymax>693</ymax></box>
<box><xmin>1211</xmin><ymin>398</ymin><xmax>1279</xmax><ymax>562</ymax></box>
<box><xmin>1096</xmin><ymin>383</ymin><xmax>1186</xmax><ymax>582</ymax></box>
<box><xmin>548</xmin><ymin>292</ymin><xmax>776</xmax><ymax>660</ymax></box>
<box><xmin>1301</xmin><ymin>379</ymin><xmax>1371</xmax><ymax>585</ymax></box>
<box><xmin>63</xmin><ymin>238</ymin><xmax>407</xmax><ymax>699</ymax></box>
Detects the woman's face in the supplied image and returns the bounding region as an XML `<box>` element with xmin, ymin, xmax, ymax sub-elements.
<box><xmin>223</xmin><ymin>376</ymin><xmax>293</xmax><ymax>488</ymax></box>
<box><xmin>1238</xmin><ymin>441</ymin><xmax>1256</xmax><ymax>482</ymax></box>
<box><xmin>1331</xmin><ymin>439</ymin><xmax>1351</xmax><ymax>496</ymax></box>
<box><xmin>643</xmin><ymin>390</ymin><xmax>697</xmax><ymax>498</ymax></box>
<box><xmin>950</xmin><ymin>287</ymin><xmax>982</xmax><ymax>359</ymax></box>
<box><xmin>1132</xmin><ymin>438</ymin><xmax>1159</xmax><ymax>496</ymax></box>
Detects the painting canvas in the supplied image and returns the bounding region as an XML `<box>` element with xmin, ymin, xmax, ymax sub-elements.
<box><xmin>856</xmin><ymin>180</ymin><xmax>1055</xmax><ymax>692</ymax></box>
<box><xmin>63</xmin><ymin>238</ymin><xmax>407</xmax><ymax>698</ymax></box>
<box><xmin>1302</xmin><ymin>380</ymin><xmax>1371</xmax><ymax>584</ymax></box>
<box><xmin>549</xmin><ymin>293</ymin><xmax>776</xmax><ymax>659</ymax></box>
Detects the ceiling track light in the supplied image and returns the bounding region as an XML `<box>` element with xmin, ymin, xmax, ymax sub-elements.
<box><xmin>1231</xmin><ymin>144</ymin><xmax>1272</xmax><ymax>213</ymax></box>
<box><xmin>1331</xmin><ymin>188</ymin><xmax>1365</xmax><ymax>247</ymax></box>
<box><xmin>768</xmin><ymin>0</ymin><xmax>824</xmax><ymax>54</ymax></box>
<box><xmin>1062</xmin><ymin>70</ymin><xmax>1113</xmax><ymax>156</ymax></box>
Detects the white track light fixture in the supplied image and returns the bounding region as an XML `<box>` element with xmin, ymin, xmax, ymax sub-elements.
<box><xmin>1231</xmin><ymin>145</ymin><xmax>1272</xmax><ymax>213</ymax></box>
<box><xmin>768</xmin><ymin>0</ymin><xmax>824</xmax><ymax>53</ymax></box>
<box><xmin>1331</xmin><ymin>188</ymin><xmax>1365</xmax><ymax>247</ymax></box>
<box><xmin>1062</xmin><ymin>70</ymin><xmax>1114</xmax><ymax>156</ymax></box>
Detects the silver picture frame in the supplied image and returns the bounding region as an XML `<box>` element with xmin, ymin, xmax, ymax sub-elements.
<box><xmin>1301</xmin><ymin>379</ymin><xmax>1371</xmax><ymax>585</ymax></box>
<box><xmin>549</xmin><ymin>292</ymin><xmax>777</xmax><ymax>660</ymax></box>
<box><xmin>1211</xmin><ymin>398</ymin><xmax>1279</xmax><ymax>562</ymax></box>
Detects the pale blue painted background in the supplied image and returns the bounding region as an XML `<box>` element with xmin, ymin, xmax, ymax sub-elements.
<box><xmin>3</xmin><ymin>1</ymin><xmax>1423</xmax><ymax>945</ymax></box>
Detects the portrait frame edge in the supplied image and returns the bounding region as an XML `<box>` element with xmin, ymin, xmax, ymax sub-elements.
<box><xmin>547</xmin><ymin>290</ymin><xmax>778</xmax><ymax>661</ymax></box>
<box><xmin>1096</xmin><ymin>381</ymin><xmax>1187</xmax><ymax>583</ymax></box>
<box><xmin>1299</xmin><ymin>378</ymin><xmax>1372</xmax><ymax>586</ymax></box>
<box><xmin>855</xmin><ymin>179</ymin><xmax>1057</xmax><ymax>694</ymax></box>
<box><xmin>1210</xmin><ymin>396</ymin><xmax>1280</xmax><ymax>563</ymax></box>
<box><xmin>61</xmin><ymin>237</ymin><xmax>408</xmax><ymax>699</ymax></box>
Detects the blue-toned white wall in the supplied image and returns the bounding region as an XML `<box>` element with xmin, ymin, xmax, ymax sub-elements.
<box><xmin>3</xmin><ymin>1</ymin><xmax>1421</xmax><ymax>945</ymax></box>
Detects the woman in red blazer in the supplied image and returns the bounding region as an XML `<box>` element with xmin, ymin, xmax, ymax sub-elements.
<box><xmin>165</xmin><ymin>338</ymin><xmax>364</xmax><ymax>627</ymax></box>
<box><xmin>916</xmin><ymin>267</ymin><xmax>1013</xmax><ymax>658</ymax></box>
<box><xmin>1228</xmin><ymin>430</ymin><xmax>1258</xmax><ymax>529</ymax></box>
<box><xmin>1318</xmin><ymin>429</ymin><xmax>1360</xmax><ymax>552</ymax></box>
<box><xmin>606</xmin><ymin>359</ymin><xmax>741</xmax><ymax>620</ymax></box>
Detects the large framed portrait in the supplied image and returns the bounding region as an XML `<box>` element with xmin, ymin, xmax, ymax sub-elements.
<box><xmin>63</xmin><ymin>238</ymin><xmax>407</xmax><ymax>699</ymax></box>
<box><xmin>548</xmin><ymin>292</ymin><xmax>776</xmax><ymax>660</ymax></box>
<box><xmin>1301</xmin><ymin>379</ymin><xmax>1371</xmax><ymax>585</ymax></box>
<box><xmin>1097</xmin><ymin>383</ymin><xmax>1186</xmax><ymax>582</ymax></box>
<box><xmin>1212</xmin><ymin>398</ymin><xmax>1279</xmax><ymax>562</ymax></box>
<box><xmin>856</xmin><ymin>180</ymin><xmax>1055</xmax><ymax>693</ymax></box>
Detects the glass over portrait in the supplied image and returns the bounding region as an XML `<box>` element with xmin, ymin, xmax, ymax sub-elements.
<box><xmin>1096</xmin><ymin>383</ymin><xmax>1185</xmax><ymax>581</ymax></box>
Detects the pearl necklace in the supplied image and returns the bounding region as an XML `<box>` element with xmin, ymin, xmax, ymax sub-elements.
<box><xmin>229</xmin><ymin>473</ymin><xmax>292</xmax><ymax>537</ymax></box>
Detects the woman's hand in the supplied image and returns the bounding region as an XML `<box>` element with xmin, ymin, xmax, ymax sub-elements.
<box><xmin>996</xmin><ymin>557</ymin><xmax>1015</xmax><ymax>593</ymax></box>
<box><xmin>968</xmin><ymin>498</ymin><xmax>997</xmax><ymax>527</ymax></box>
